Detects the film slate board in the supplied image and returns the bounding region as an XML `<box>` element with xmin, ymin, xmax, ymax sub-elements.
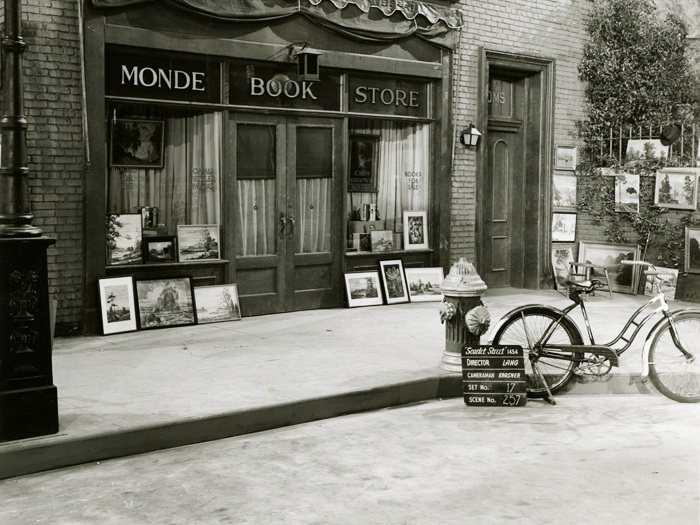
<box><xmin>462</xmin><ymin>345</ymin><xmax>527</xmax><ymax>407</ymax></box>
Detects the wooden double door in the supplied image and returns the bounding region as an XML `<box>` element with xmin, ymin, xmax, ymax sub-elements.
<box><xmin>230</xmin><ymin>114</ymin><xmax>344</xmax><ymax>315</ymax></box>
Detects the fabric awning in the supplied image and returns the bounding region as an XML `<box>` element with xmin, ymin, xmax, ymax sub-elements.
<box><xmin>89</xmin><ymin>0</ymin><xmax>464</xmax><ymax>49</ymax></box>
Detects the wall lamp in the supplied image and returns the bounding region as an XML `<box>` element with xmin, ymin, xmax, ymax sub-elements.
<box><xmin>460</xmin><ymin>124</ymin><xmax>482</xmax><ymax>148</ymax></box>
<box><xmin>288</xmin><ymin>42</ymin><xmax>322</xmax><ymax>82</ymax></box>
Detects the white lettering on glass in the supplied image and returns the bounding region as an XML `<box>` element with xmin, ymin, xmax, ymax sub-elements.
<box><xmin>353</xmin><ymin>86</ymin><xmax>420</xmax><ymax>108</ymax></box>
<box><xmin>248</xmin><ymin>77</ymin><xmax>318</xmax><ymax>100</ymax></box>
<box><xmin>120</xmin><ymin>65</ymin><xmax>206</xmax><ymax>92</ymax></box>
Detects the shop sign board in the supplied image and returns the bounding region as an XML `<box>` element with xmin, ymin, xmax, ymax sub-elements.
<box><xmin>348</xmin><ymin>76</ymin><xmax>428</xmax><ymax>118</ymax></box>
<box><xmin>461</xmin><ymin>345</ymin><xmax>527</xmax><ymax>407</ymax></box>
<box><xmin>106</xmin><ymin>51</ymin><xmax>222</xmax><ymax>104</ymax></box>
<box><xmin>229</xmin><ymin>62</ymin><xmax>341</xmax><ymax>111</ymax></box>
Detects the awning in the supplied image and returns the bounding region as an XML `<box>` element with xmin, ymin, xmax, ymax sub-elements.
<box><xmin>89</xmin><ymin>0</ymin><xmax>464</xmax><ymax>49</ymax></box>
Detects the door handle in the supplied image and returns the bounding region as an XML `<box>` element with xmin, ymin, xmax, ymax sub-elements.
<box><xmin>278</xmin><ymin>212</ymin><xmax>287</xmax><ymax>238</ymax></box>
<box><xmin>287</xmin><ymin>214</ymin><xmax>295</xmax><ymax>239</ymax></box>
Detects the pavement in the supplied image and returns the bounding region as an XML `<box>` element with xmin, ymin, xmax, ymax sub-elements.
<box><xmin>0</xmin><ymin>287</ymin><xmax>698</xmax><ymax>481</ymax></box>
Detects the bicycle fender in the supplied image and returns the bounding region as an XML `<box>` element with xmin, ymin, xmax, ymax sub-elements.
<box><xmin>487</xmin><ymin>304</ymin><xmax>573</xmax><ymax>344</ymax></box>
<box><xmin>641</xmin><ymin>308</ymin><xmax>700</xmax><ymax>378</ymax></box>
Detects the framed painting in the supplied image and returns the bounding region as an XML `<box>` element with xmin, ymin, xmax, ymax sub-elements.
<box><xmin>404</xmin><ymin>267</ymin><xmax>444</xmax><ymax>302</ymax></box>
<box><xmin>110</xmin><ymin>118</ymin><xmax>165</xmax><ymax>169</ymax></box>
<box><xmin>602</xmin><ymin>168</ymin><xmax>639</xmax><ymax>213</ymax></box>
<box><xmin>403</xmin><ymin>210</ymin><xmax>428</xmax><ymax>250</ymax></box>
<box><xmin>643</xmin><ymin>266</ymin><xmax>678</xmax><ymax>301</ymax></box>
<box><xmin>552</xmin><ymin>212</ymin><xmax>577</xmax><ymax>242</ymax></box>
<box><xmin>552</xmin><ymin>173</ymin><xmax>577</xmax><ymax>209</ymax></box>
<box><xmin>143</xmin><ymin>236</ymin><xmax>177</xmax><ymax>264</ymax></box>
<box><xmin>555</xmin><ymin>146</ymin><xmax>577</xmax><ymax>171</ymax></box>
<box><xmin>624</xmin><ymin>139</ymin><xmax>668</xmax><ymax>167</ymax></box>
<box><xmin>98</xmin><ymin>276</ymin><xmax>137</xmax><ymax>335</ymax></box>
<box><xmin>344</xmin><ymin>271</ymin><xmax>384</xmax><ymax>308</ymax></box>
<box><xmin>106</xmin><ymin>213</ymin><xmax>143</xmax><ymax>266</ymax></box>
<box><xmin>370</xmin><ymin>229</ymin><xmax>393</xmax><ymax>252</ymax></box>
<box><xmin>654</xmin><ymin>168</ymin><xmax>698</xmax><ymax>210</ymax></box>
<box><xmin>578</xmin><ymin>242</ymin><xmax>641</xmax><ymax>294</ymax></box>
<box><xmin>686</xmin><ymin>227</ymin><xmax>700</xmax><ymax>274</ymax></box>
<box><xmin>378</xmin><ymin>259</ymin><xmax>409</xmax><ymax>304</ymax></box>
<box><xmin>551</xmin><ymin>244</ymin><xmax>576</xmax><ymax>291</ymax></box>
<box><xmin>348</xmin><ymin>134</ymin><xmax>379</xmax><ymax>192</ymax></box>
<box><xmin>194</xmin><ymin>284</ymin><xmax>242</xmax><ymax>324</ymax></box>
<box><xmin>135</xmin><ymin>277</ymin><xmax>196</xmax><ymax>329</ymax></box>
<box><xmin>177</xmin><ymin>224</ymin><xmax>221</xmax><ymax>261</ymax></box>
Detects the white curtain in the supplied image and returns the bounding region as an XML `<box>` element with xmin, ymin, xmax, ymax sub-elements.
<box><xmin>347</xmin><ymin>120</ymin><xmax>430</xmax><ymax>232</ymax></box>
<box><xmin>235</xmin><ymin>179</ymin><xmax>276</xmax><ymax>256</ymax></box>
<box><xmin>107</xmin><ymin>112</ymin><xmax>222</xmax><ymax>233</ymax></box>
<box><xmin>296</xmin><ymin>178</ymin><xmax>331</xmax><ymax>253</ymax></box>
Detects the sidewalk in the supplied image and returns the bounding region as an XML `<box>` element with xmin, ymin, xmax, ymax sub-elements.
<box><xmin>1</xmin><ymin>287</ymin><xmax>694</xmax><ymax>479</ymax></box>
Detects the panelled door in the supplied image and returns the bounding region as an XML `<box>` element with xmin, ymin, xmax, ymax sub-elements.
<box><xmin>231</xmin><ymin>114</ymin><xmax>343</xmax><ymax>315</ymax></box>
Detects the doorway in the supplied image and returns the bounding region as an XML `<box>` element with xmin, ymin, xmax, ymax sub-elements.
<box><xmin>230</xmin><ymin>114</ymin><xmax>344</xmax><ymax>315</ymax></box>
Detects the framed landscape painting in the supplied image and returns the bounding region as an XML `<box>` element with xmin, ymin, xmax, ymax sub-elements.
<box><xmin>551</xmin><ymin>244</ymin><xmax>576</xmax><ymax>291</ymax></box>
<box><xmin>552</xmin><ymin>212</ymin><xmax>577</xmax><ymax>242</ymax></box>
<box><xmin>403</xmin><ymin>210</ymin><xmax>429</xmax><ymax>250</ymax></box>
<box><xmin>106</xmin><ymin>213</ymin><xmax>143</xmax><ymax>266</ymax></box>
<box><xmin>643</xmin><ymin>267</ymin><xmax>678</xmax><ymax>301</ymax></box>
<box><xmin>624</xmin><ymin>139</ymin><xmax>667</xmax><ymax>167</ymax></box>
<box><xmin>194</xmin><ymin>284</ymin><xmax>241</xmax><ymax>324</ymax></box>
<box><xmin>578</xmin><ymin>242</ymin><xmax>640</xmax><ymax>294</ymax></box>
<box><xmin>686</xmin><ymin>227</ymin><xmax>700</xmax><ymax>274</ymax></box>
<box><xmin>370</xmin><ymin>229</ymin><xmax>393</xmax><ymax>252</ymax></box>
<box><xmin>98</xmin><ymin>276</ymin><xmax>137</xmax><ymax>335</ymax></box>
<box><xmin>404</xmin><ymin>267</ymin><xmax>444</xmax><ymax>302</ymax></box>
<box><xmin>344</xmin><ymin>272</ymin><xmax>383</xmax><ymax>307</ymax></box>
<box><xmin>135</xmin><ymin>277</ymin><xmax>196</xmax><ymax>329</ymax></box>
<box><xmin>555</xmin><ymin>146</ymin><xmax>577</xmax><ymax>171</ymax></box>
<box><xmin>110</xmin><ymin>118</ymin><xmax>165</xmax><ymax>169</ymax></box>
<box><xmin>552</xmin><ymin>173</ymin><xmax>577</xmax><ymax>209</ymax></box>
<box><xmin>602</xmin><ymin>169</ymin><xmax>639</xmax><ymax>213</ymax></box>
<box><xmin>177</xmin><ymin>224</ymin><xmax>220</xmax><ymax>261</ymax></box>
<box><xmin>654</xmin><ymin>168</ymin><xmax>698</xmax><ymax>210</ymax></box>
<box><xmin>379</xmin><ymin>259</ymin><xmax>409</xmax><ymax>304</ymax></box>
<box><xmin>143</xmin><ymin>236</ymin><xmax>177</xmax><ymax>264</ymax></box>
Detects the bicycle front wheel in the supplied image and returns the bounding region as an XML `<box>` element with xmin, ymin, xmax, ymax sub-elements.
<box><xmin>491</xmin><ymin>308</ymin><xmax>583</xmax><ymax>397</ymax></box>
<box><xmin>648</xmin><ymin>312</ymin><xmax>700</xmax><ymax>403</ymax></box>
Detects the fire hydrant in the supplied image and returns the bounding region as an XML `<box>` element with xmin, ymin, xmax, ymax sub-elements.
<box><xmin>439</xmin><ymin>258</ymin><xmax>490</xmax><ymax>372</ymax></box>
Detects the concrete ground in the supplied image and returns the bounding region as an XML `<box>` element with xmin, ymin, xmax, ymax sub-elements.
<box><xmin>1</xmin><ymin>395</ymin><xmax>698</xmax><ymax>525</ymax></box>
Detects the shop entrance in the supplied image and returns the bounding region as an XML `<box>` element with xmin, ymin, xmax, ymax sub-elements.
<box><xmin>231</xmin><ymin>114</ymin><xmax>344</xmax><ymax>316</ymax></box>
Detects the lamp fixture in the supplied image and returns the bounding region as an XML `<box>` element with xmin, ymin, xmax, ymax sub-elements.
<box><xmin>460</xmin><ymin>123</ymin><xmax>482</xmax><ymax>148</ymax></box>
<box><xmin>288</xmin><ymin>42</ymin><xmax>322</xmax><ymax>82</ymax></box>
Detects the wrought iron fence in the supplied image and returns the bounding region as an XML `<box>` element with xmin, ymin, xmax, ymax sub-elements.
<box><xmin>599</xmin><ymin>124</ymin><xmax>698</xmax><ymax>167</ymax></box>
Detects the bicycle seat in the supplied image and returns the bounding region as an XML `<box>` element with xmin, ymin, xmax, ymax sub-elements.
<box><xmin>565</xmin><ymin>279</ymin><xmax>596</xmax><ymax>293</ymax></box>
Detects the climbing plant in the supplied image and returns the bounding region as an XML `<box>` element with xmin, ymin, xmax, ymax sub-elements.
<box><xmin>576</xmin><ymin>0</ymin><xmax>698</xmax><ymax>268</ymax></box>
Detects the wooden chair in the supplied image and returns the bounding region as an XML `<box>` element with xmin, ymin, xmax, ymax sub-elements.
<box><xmin>568</xmin><ymin>261</ymin><xmax>613</xmax><ymax>299</ymax></box>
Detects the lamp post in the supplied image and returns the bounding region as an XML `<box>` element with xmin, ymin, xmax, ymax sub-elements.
<box><xmin>0</xmin><ymin>0</ymin><xmax>58</xmax><ymax>441</ymax></box>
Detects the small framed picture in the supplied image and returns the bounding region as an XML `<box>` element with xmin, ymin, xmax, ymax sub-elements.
<box><xmin>551</xmin><ymin>243</ymin><xmax>576</xmax><ymax>291</ymax></box>
<box><xmin>643</xmin><ymin>266</ymin><xmax>678</xmax><ymax>301</ymax></box>
<box><xmin>552</xmin><ymin>212</ymin><xmax>577</xmax><ymax>242</ymax></box>
<box><xmin>404</xmin><ymin>267</ymin><xmax>444</xmax><ymax>302</ymax></box>
<box><xmin>552</xmin><ymin>173</ymin><xmax>577</xmax><ymax>209</ymax></box>
<box><xmin>654</xmin><ymin>168</ymin><xmax>698</xmax><ymax>210</ymax></box>
<box><xmin>686</xmin><ymin>226</ymin><xmax>700</xmax><ymax>274</ymax></box>
<box><xmin>555</xmin><ymin>146</ymin><xmax>577</xmax><ymax>171</ymax></box>
<box><xmin>624</xmin><ymin>139</ymin><xmax>668</xmax><ymax>167</ymax></box>
<box><xmin>578</xmin><ymin>242</ymin><xmax>640</xmax><ymax>294</ymax></box>
<box><xmin>370</xmin><ymin>229</ymin><xmax>394</xmax><ymax>252</ymax></box>
<box><xmin>403</xmin><ymin>210</ymin><xmax>428</xmax><ymax>250</ymax></box>
<box><xmin>348</xmin><ymin>134</ymin><xmax>379</xmax><ymax>192</ymax></box>
<box><xmin>143</xmin><ymin>236</ymin><xmax>177</xmax><ymax>264</ymax></box>
<box><xmin>379</xmin><ymin>259</ymin><xmax>409</xmax><ymax>304</ymax></box>
<box><xmin>177</xmin><ymin>224</ymin><xmax>221</xmax><ymax>261</ymax></box>
<box><xmin>194</xmin><ymin>284</ymin><xmax>242</xmax><ymax>324</ymax></box>
<box><xmin>135</xmin><ymin>277</ymin><xmax>196</xmax><ymax>329</ymax></box>
<box><xmin>344</xmin><ymin>271</ymin><xmax>384</xmax><ymax>308</ymax></box>
<box><xmin>106</xmin><ymin>213</ymin><xmax>143</xmax><ymax>266</ymax></box>
<box><xmin>602</xmin><ymin>168</ymin><xmax>640</xmax><ymax>213</ymax></box>
<box><xmin>98</xmin><ymin>276</ymin><xmax>138</xmax><ymax>335</ymax></box>
<box><xmin>110</xmin><ymin>118</ymin><xmax>165</xmax><ymax>169</ymax></box>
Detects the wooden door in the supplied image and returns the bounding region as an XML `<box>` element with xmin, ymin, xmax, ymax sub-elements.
<box><xmin>231</xmin><ymin>114</ymin><xmax>343</xmax><ymax>315</ymax></box>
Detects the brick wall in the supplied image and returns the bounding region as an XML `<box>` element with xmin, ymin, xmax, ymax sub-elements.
<box><xmin>2</xmin><ymin>2</ymin><xmax>85</xmax><ymax>334</ymax></box>
<box><xmin>450</xmin><ymin>0</ymin><xmax>590</xmax><ymax>265</ymax></box>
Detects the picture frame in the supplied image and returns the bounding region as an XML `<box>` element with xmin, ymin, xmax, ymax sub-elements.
<box><xmin>106</xmin><ymin>213</ymin><xmax>143</xmax><ymax>266</ymax></box>
<box><xmin>602</xmin><ymin>168</ymin><xmax>640</xmax><ymax>213</ymax></box>
<box><xmin>344</xmin><ymin>271</ymin><xmax>384</xmax><ymax>308</ymax></box>
<box><xmin>98</xmin><ymin>276</ymin><xmax>138</xmax><ymax>335</ymax></box>
<box><xmin>624</xmin><ymin>139</ymin><xmax>668</xmax><ymax>167</ymax></box>
<box><xmin>578</xmin><ymin>242</ymin><xmax>641</xmax><ymax>294</ymax></box>
<box><xmin>551</xmin><ymin>243</ymin><xmax>576</xmax><ymax>291</ymax></box>
<box><xmin>404</xmin><ymin>267</ymin><xmax>444</xmax><ymax>302</ymax></box>
<box><xmin>194</xmin><ymin>284</ymin><xmax>242</xmax><ymax>324</ymax></box>
<box><xmin>643</xmin><ymin>266</ymin><xmax>678</xmax><ymax>301</ymax></box>
<box><xmin>686</xmin><ymin>226</ymin><xmax>700</xmax><ymax>274</ymax></box>
<box><xmin>654</xmin><ymin>168</ymin><xmax>698</xmax><ymax>210</ymax></box>
<box><xmin>555</xmin><ymin>146</ymin><xmax>577</xmax><ymax>171</ymax></box>
<box><xmin>110</xmin><ymin>118</ymin><xmax>165</xmax><ymax>169</ymax></box>
<box><xmin>403</xmin><ymin>210</ymin><xmax>428</xmax><ymax>250</ymax></box>
<box><xmin>348</xmin><ymin>134</ymin><xmax>379</xmax><ymax>192</ymax></box>
<box><xmin>552</xmin><ymin>173</ymin><xmax>577</xmax><ymax>209</ymax></box>
<box><xmin>135</xmin><ymin>277</ymin><xmax>196</xmax><ymax>329</ymax></box>
<box><xmin>552</xmin><ymin>212</ymin><xmax>577</xmax><ymax>242</ymax></box>
<box><xmin>370</xmin><ymin>229</ymin><xmax>394</xmax><ymax>252</ymax></box>
<box><xmin>378</xmin><ymin>259</ymin><xmax>409</xmax><ymax>304</ymax></box>
<box><xmin>142</xmin><ymin>236</ymin><xmax>177</xmax><ymax>264</ymax></box>
<box><xmin>177</xmin><ymin>224</ymin><xmax>221</xmax><ymax>261</ymax></box>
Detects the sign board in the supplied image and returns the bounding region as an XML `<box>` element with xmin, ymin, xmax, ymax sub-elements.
<box><xmin>348</xmin><ymin>76</ymin><xmax>428</xmax><ymax>118</ymax></box>
<box><xmin>462</xmin><ymin>345</ymin><xmax>527</xmax><ymax>407</ymax></box>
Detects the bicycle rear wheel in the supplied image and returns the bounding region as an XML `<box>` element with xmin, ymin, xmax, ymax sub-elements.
<box><xmin>648</xmin><ymin>312</ymin><xmax>700</xmax><ymax>403</ymax></box>
<box><xmin>491</xmin><ymin>308</ymin><xmax>583</xmax><ymax>397</ymax></box>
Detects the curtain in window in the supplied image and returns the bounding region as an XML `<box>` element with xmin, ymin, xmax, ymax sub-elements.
<box><xmin>107</xmin><ymin>112</ymin><xmax>221</xmax><ymax>233</ymax></box>
<box><xmin>296</xmin><ymin>178</ymin><xmax>331</xmax><ymax>253</ymax></box>
<box><xmin>235</xmin><ymin>179</ymin><xmax>277</xmax><ymax>256</ymax></box>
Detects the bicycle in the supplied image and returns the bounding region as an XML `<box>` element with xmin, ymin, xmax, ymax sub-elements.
<box><xmin>488</xmin><ymin>260</ymin><xmax>700</xmax><ymax>403</ymax></box>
